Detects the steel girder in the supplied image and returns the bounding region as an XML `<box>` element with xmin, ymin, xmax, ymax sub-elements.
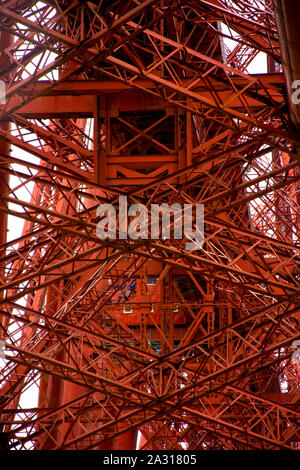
<box><xmin>0</xmin><ymin>0</ymin><xmax>299</xmax><ymax>450</ymax></box>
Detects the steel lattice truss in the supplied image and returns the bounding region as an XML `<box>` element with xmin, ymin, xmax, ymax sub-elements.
<box><xmin>0</xmin><ymin>0</ymin><xmax>299</xmax><ymax>450</ymax></box>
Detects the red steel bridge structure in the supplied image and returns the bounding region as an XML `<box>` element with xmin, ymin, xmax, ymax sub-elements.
<box><xmin>0</xmin><ymin>0</ymin><xmax>300</xmax><ymax>450</ymax></box>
